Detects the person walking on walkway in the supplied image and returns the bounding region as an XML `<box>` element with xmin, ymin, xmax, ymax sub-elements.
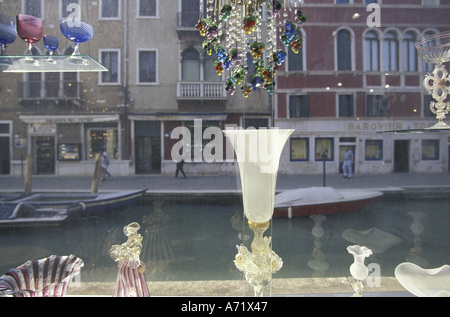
<box><xmin>175</xmin><ymin>159</ymin><xmax>186</xmax><ymax>178</ymax></box>
<box><xmin>343</xmin><ymin>147</ymin><xmax>354</xmax><ymax>179</ymax></box>
<box><xmin>101</xmin><ymin>150</ymin><xmax>112</xmax><ymax>181</ymax></box>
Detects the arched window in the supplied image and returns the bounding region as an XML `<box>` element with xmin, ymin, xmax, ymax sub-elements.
<box><xmin>402</xmin><ymin>31</ymin><xmax>418</xmax><ymax>72</ymax></box>
<box><xmin>337</xmin><ymin>29</ymin><xmax>352</xmax><ymax>71</ymax></box>
<box><xmin>383</xmin><ymin>30</ymin><xmax>398</xmax><ymax>71</ymax></box>
<box><xmin>181</xmin><ymin>47</ymin><xmax>200</xmax><ymax>81</ymax></box>
<box><xmin>364</xmin><ymin>30</ymin><xmax>379</xmax><ymax>71</ymax></box>
<box><xmin>422</xmin><ymin>30</ymin><xmax>437</xmax><ymax>72</ymax></box>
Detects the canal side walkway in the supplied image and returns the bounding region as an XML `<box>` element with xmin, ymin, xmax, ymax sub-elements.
<box><xmin>0</xmin><ymin>172</ymin><xmax>449</xmax><ymax>193</ymax></box>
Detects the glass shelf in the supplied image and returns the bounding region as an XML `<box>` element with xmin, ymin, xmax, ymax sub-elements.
<box><xmin>0</xmin><ymin>55</ymin><xmax>108</xmax><ymax>73</ymax></box>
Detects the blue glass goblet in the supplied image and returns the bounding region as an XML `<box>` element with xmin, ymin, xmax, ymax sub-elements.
<box><xmin>43</xmin><ymin>35</ymin><xmax>59</xmax><ymax>64</ymax></box>
<box><xmin>60</xmin><ymin>20</ymin><xmax>94</xmax><ymax>65</ymax></box>
<box><xmin>0</xmin><ymin>14</ymin><xmax>17</xmax><ymax>56</ymax></box>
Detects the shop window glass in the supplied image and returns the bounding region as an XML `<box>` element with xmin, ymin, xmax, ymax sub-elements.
<box><xmin>365</xmin><ymin>140</ymin><xmax>383</xmax><ymax>160</ymax></box>
<box><xmin>422</xmin><ymin>139</ymin><xmax>439</xmax><ymax>160</ymax></box>
<box><xmin>87</xmin><ymin>126</ymin><xmax>118</xmax><ymax>160</ymax></box>
<box><xmin>315</xmin><ymin>137</ymin><xmax>334</xmax><ymax>161</ymax></box>
<box><xmin>290</xmin><ymin>138</ymin><xmax>309</xmax><ymax>161</ymax></box>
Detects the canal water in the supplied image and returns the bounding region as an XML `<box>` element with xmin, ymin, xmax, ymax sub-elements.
<box><xmin>0</xmin><ymin>190</ymin><xmax>449</xmax><ymax>286</ymax></box>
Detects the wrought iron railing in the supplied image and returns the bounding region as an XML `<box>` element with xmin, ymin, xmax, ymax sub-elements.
<box><xmin>177</xmin><ymin>82</ymin><xmax>227</xmax><ymax>99</ymax></box>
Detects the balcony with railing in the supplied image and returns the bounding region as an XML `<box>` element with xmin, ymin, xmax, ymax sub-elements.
<box><xmin>177</xmin><ymin>82</ymin><xmax>227</xmax><ymax>100</ymax></box>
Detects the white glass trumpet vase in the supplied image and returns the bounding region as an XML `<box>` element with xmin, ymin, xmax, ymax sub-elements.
<box><xmin>347</xmin><ymin>245</ymin><xmax>372</xmax><ymax>297</ymax></box>
<box><xmin>223</xmin><ymin>128</ymin><xmax>294</xmax><ymax>297</ymax></box>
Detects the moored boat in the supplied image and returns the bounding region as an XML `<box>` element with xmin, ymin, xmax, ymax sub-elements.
<box><xmin>3</xmin><ymin>189</ymin><xmax>147</xmax><ymax>214</ymax></box>
<box><xmin>0</xmin><ymin>202</ymin><xmax>80</xmax><ymax>228</ymax></box>
<box><xmin>273</xmin><ymin>187</ymin><xmax>383</xmax><ymax>218</ymax></box>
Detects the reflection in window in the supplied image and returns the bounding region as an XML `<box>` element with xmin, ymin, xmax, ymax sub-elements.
<box><xmin>364</xmin><ymin>31</ymin><xmax>379</xmax><ymax>71</ymax></box>
<box><xmin>87</xmin><ymin>126</ymin><xmax>118</xmax><ymax>159</ymax></box>
<box><xmin>288</xmin><ymin>33</ymin><xmax>303</xmax><ymax>71</ymax></box>
<box><xmin>100</xmin><ymin>0</ymin><xmax>120</xmax><ymax>19</ymax></box>
<box><xmin>243</xmin><ymin>118</ymin><xmax>269</xmax><ymax>129</ymax></box>
<box><xmin>422</xmin><ymin>30</ymin><xmax>437</xmax><ymax>72</ymax></box>
<box><xmin>424</xmin><ymin>94</ymin><xmax>437</xmax><ymax>117</ymax></box>
<box><xmin>24</xmin><ymin>0</ymin><xmax>43</xmax><ymax>17</ymax></box>
<box><xmin>204</xmin><ymin>52</ymin><xmax>221</xmax><ymax>82</ymax></box>
<box><xmin>383</xmin><ymin>31</ymin><xmax>398</xmax><ymax>71</ymax></box>
<box><xmin>181</xmin><ymin>47</ymin><xmax>200</xmax><ymax>81</ymax></box>
<box><xmin>290</xmin><ymin>138</ymin><xmax>309</xmax><ymax>161</ymax></box>
<box><xmin>289</xmin><ymin>95</ymin><xmax>309</xmax><ymax>118</ymax></box>
<box><xmin>403</xmin><ymin>31</ymin><xmax>418</xmax><ymax>71</ymax></box>
<box><xmin>139</xmin><ymin>50</ymin><xmax>157</xmax><ymax>83</ymax></box>
<box><xmin>365</xmin><ymin>140</ymin><xmax>383</xmax><ymax>160</ymax></box>
<box><xmin>184</xmin><ymin>121</ymin><xmax>220</xmax><ymax>161</ymax></box>
<box><xmin>180</xmin><ymin>0</ymin><xmax>204</xmax><ymax>27</ymax></box>
<box><xmin>100</xmin><ymin>50</ymin><xmax>120</xmax><ymax>84</ymax></box>
<box><xmin>422</xmin><ymin>139</ymin><xmax>439</xmax><ymax>160</ymax></box>
<box><xmin>338</xmin><ymin>94</ymin><xmax>354</xmax><ymax>117</ymax></box>
<box><xmin>315</xmin><ymin>138</ymin><xmax>334</xmax><ymax>161</ymax></box>
<box><xmin>139</xmin><ymin>0</ymin><xmax>157</xmax><ymax>17</ymax></box>
<box><xmin>337</xmin><ymin>29</ymin><xmax>352</xmax><ymax>71</ymax></box>
<box><xmin>366</xmin><ymin>94</ymin><xmax>388</xmax><ymax>117</ymax></box>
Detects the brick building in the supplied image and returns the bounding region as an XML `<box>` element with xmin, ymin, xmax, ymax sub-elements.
<box><xmin>275</xmin><ymin>0</ymin><xmax>450</xmax><ymax>175</ymax></box>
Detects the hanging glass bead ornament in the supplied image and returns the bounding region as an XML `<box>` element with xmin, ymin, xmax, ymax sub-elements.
<box><xmin>197</xmin><ymin>0</ymin><xmax>306</xmax><ymax>96</ymax></box>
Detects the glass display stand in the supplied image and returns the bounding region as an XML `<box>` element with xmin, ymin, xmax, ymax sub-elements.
<box><xmin>0</xmin><ymin>55</ymin><xmax>108</xmax><ymax>72</ymax></box>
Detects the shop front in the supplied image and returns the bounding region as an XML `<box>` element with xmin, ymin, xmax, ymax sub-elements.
<box><xmin>278</xmin><ymin>118</ymin><xmax>449</xmax><ymax>175</ymax></box>
<box><xmin>16</xmin><ymin>115</ymin><xmax>130</xmax><ymax>176</ymax></box>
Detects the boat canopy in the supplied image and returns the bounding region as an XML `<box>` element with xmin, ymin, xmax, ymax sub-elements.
<box><xmin>274</xmin><ymin>187</ymin><xmax>344</xmax><ymax>207</ymax></box>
